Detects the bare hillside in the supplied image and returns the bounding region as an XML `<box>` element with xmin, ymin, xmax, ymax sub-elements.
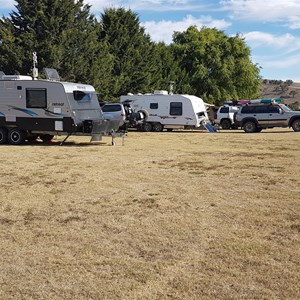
<box><xmin>261</xmin><ymin>80</ymin><xmax>300</xmax><ymax>108</ymax></box>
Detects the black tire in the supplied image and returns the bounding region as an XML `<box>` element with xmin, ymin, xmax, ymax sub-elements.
<box><xmin>8</xmin><ymin>128</ymin><xmax>26</xmax><ymax>145</ymax></box>
<box><xmin>243</xmin><ymin>121</ymin><xmax>257</xmax><ymax>133</ymax></box>
<box><xmin>40</xmin><ymin>134</ymin><xmax>54</xmax><ymax>142</ymax></box>
<box><xmin>142</xmin><ymin>123</ymin><xmax>152</xmax><ymax>132</ymax></box>
<box><xmin>152</xmin><ymin>123</ymin><xmax>164</xmax><ymax>132</ymax></box>
<box><xmin>139</xmin><ymin>109</ymin><xmax>149</xmax><ymax>121</ymax></box>
<box><xmin>220</xmin><ymin>119</ymin><xmax>231</xmax><ymax>130</ymax></box>
<box><xmin>0</xmin><ymin>127</ymin><xmax>8</xmax><ymax>145</ymax></box>
<box><xmin>292</xmin><ymin>119</ymin><xmax>300</xmax><ymax>132</ymax></box>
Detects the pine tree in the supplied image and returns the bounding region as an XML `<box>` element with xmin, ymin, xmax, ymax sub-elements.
<box><xmin>0</xmin><ymin>0</ymin><xmax>102</xmax><ymax>84</ymax></box>
<box><xmin>98</xmin><ymin>8</ymin><xmax>157</xmax><ymax>100</ymax></box>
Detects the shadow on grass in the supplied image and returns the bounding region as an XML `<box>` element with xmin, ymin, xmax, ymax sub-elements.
<box><xmin>2</xmin><ymin>140</ymin><xmax>115</xmax><ymax>147</ymax></box>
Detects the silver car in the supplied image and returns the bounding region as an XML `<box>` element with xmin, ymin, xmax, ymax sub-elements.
<box><xmin>101</xmin><ymin>103</ymin><xmax>126</xmax><ymax>128</ymax></box>
<box><xmin>234</xmin><ymin>103</ymin><xmax>300</xmax><ymax>133</ymax></box>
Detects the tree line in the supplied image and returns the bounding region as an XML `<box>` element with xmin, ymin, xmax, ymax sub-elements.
<box><xmin>0</xmin><ymin>0</ymin><xmax>262</xmax><ymax>105</ymax></box>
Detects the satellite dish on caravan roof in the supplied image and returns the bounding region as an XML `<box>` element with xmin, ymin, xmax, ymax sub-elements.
<box><xmin>44</xmin><ymin>68</ymin><xmax>60</xmax><ymax>81</ymax></box>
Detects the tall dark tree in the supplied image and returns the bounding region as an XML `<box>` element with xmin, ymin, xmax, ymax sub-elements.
<box><xmin>172</xmin><ymin>26</ymin><xmax>261</xmax><ymax>104</ymax></box>
<box><xmin>150</xmin><ymin>42</ymin><xmax>191</xmax><ymax>94</ymax></box>
<box><xmin>0</xmin><ymin>0</ymin><xmax>104</xmax><ymax>84</ymax></box>
<box><xmin>98</xmin><ymin>8</ymin><xmax>157</xmax><ymax>100</ymax></box>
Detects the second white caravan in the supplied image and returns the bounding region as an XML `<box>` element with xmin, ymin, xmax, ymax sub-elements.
<box><xmin>120</xmin><ymin>90</ymin><xmax>208</xmax><ymax>132</ymax></box>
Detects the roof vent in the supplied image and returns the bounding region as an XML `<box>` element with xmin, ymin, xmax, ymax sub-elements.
<box><xmin>44</xmin><ymin>68</ymin><xmax>60</xmax><ymax>81</ymax></box>
<box><xmin>154</xmin><ymin>90</ymin><xmax>168</xmax><ymax>95</ymax></box>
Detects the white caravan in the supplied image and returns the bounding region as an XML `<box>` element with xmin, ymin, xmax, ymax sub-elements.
<box><xmin>0</xmin><ymin>69</ymin><xmax>120</xmax><ymax>145</ymax></box>
<box><xmin>120</xmin><ymin>90</ymin><xmax>208</xmax><ymax>131</ymax></box>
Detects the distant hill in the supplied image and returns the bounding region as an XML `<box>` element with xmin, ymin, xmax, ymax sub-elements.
<box><xmin>260</xmin><ymin>79</ymin><xmax>300</xmax><ymax>110</ymax></box>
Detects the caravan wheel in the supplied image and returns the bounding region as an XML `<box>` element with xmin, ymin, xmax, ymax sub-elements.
<box><xmin>152</xmin><ymin>123</ymin><xmax>164</xmax><ymax>132</ymax></box>
<box><xmin>8</xmin><ymin>128</ymin><xmax>26</xmax><ymax>145</ymax></box>
<box><xmin>142</xmin><ymin>123</ymin><xmax>152</xmax><ymax>132</ymax></box>
<box><xmin>0</xmin><ymin>127</ymin><xmax>8</xmax><ymax>144</ymax></box>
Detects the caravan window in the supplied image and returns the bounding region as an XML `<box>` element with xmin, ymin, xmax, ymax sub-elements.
<box><xmin>73</xmin><ymin>90</ymin><xmax>91</xmax><ymax>102</ymax></box>
<box><xmin>150</xmin><ymin>103</ymin><xmax>158</xmax><ymax>109</ymax></box>
<box><xmin>170</xmin><ymin>102</ymin><xmax>182</xmax><ymax>115</ymax></box>
<box><xmin>26</xmin><ymin>88</ymin><xmax>47</xmax><ymax>108</ymax></box>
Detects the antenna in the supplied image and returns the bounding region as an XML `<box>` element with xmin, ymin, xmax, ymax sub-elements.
<box><xmin>169</xmin><ymin>81</ymin><xmax>175</xmax><ymax>95</ymax></box>
<box><xmin>32</xmin><ymin>51</ymin><xmax>38</xmax><ymax>79</ymax></box>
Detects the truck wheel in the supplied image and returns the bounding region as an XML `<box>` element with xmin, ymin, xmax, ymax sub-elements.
<box><xmin>8</xmin><ymin>128</ymin><xmax>26</xmax><ymax>145</ymax></box>
<box><xmin>0</xmin><ymin>127</ymin><xmax>8</xmax><ymax>144</ymax></box>
<box><xmin>220</xmin><ymin>119</ymin><xmax>231</xmax><ymax>130</ymax></box>
<box><xmin>292</xmin><ymin>119</ymin><xmax>300</xmax><ymax>132</ymax></box>
<box><xmin>152</xmin><ymin>123</ymin><xmax>164</xmax><ymax>132</ymax></box>
<box><xmin>40</xmin><ymin>134</ymin><xmax>54</xmax><ymax>142</ymax></box>
<box><xmin>142</xmin><ymin>123</ymin><xmax>152</xmax><ymax>132</ymax></box>
<box><xmin>243</xmin><ymin>121</ymin><xmax>257</xmax><ymax>133</ymax></box>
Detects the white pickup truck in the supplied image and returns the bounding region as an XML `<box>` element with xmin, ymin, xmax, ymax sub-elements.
<box><xmin>215</xmin><ymin>106</ymin><xmax>239</xmax><ymax>129</ymax></box>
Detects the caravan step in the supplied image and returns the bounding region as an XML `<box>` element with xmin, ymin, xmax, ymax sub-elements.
<box><xmin>204</xmin><ymin>123</ymin><xmax>217</xmax><ymax>133</ymax></box>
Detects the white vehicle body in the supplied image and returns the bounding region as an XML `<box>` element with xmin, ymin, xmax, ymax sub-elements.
<box><xmin>215</xmin><ymin>105</ymin><xmax>239</xmax><ymax>129</ymax></box>
<box><xmin>0</xmin><ymin>72</ymin><xmax>119</xmax><ymax>144</ymax></box>
<box><xmin>120</xmin><ymin>90</ymin><xmax>208</xmax><ymax>132</ymax></box>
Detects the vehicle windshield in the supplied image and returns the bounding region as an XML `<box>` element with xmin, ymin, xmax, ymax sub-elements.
<box><xmin>279</xmin><ymin>104</ymin><xmax>292</xmax><ymax>112</ymax></box>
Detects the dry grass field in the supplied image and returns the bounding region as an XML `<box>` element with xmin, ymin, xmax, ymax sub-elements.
<box><xmin>0</xmin><ymin>129</ymin><xmax>299</xmax><ymax>300</ymax></box>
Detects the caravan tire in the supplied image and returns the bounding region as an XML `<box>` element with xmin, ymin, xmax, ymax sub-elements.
<box><xmin>142</xmin><ymin>123</ymin><xmax>152</xmax><ymax>132</ymax></box>
<box><xmin>8</xmin><ymin>128</ymin><xmax>26</xmax><ymax>145</ymax></box>
<box><xmin>0</xmin><ymin>127</ymin><xmax>8</xmax><ymax>144</ymax></box>
<box><xmin>152</xmin><ymin>123</ymin><xmax>164</xmax><ymax>132</ymax></box>
<box><xmin>40</xmin><ymin>134</ymin><xmax>54</xmax><ymax>142</ymax></box>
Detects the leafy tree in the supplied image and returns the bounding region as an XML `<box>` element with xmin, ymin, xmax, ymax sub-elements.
<box><xmin>98</xmin><ymin>7</ymin><xmax>157</xmax><ymax>101</ymax></box>
<box><xmin>151</xmin><ymin>42</ymin><xmax>192</xmax><ymax>94</ymax></box>
<box><xmin>1</xmin><ymin>4</ymin><xmax>263</xmax><ymax>105</ymax></box>
<box><xmin>172</xmin><ymin>26</ymin><xmax>261</xmax><ymax>104</ymax></box>
<box><xmin>0</xmin><ymin>0</ymin><xmax>103</xmax><ymax>85</ymax></box>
